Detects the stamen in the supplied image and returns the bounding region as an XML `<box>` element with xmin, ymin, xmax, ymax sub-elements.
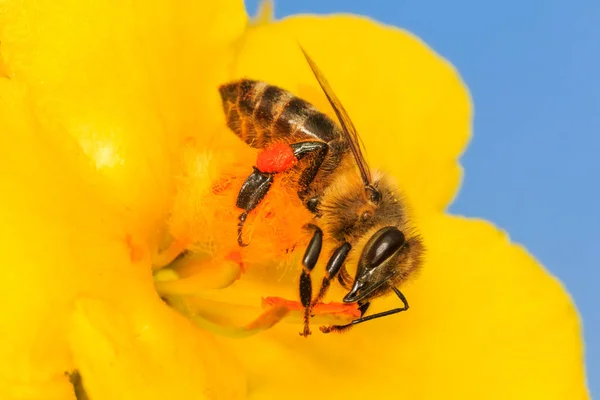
<box><xmin>153</xmin><ymin>248</ymin><xmax>358</xmax><ymax>336</ymax></box>
<box><xmin>262</xmin><ymin>296</ymin><xmax>360</xmax><ymax>326</ymax></box>
<box><xmin>152</xmin><ymin>238</ymin><xmax>188</xmax><ymax>271</ymax></box>
<box><xmin>166</xmin><ymin>295</ymin><xmax>290</xmax><ymax>338</ymax></box>
<box><xmin>154</xmin><ymin>255</ymin><xmax>242</xmax><ymax>296</ymax></box>
<box><xmin>159</xmin><ymin>290</ymin><xmax>359</xmax><ymax>337</ymax></box>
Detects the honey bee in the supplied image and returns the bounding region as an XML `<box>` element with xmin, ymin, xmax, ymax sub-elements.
<box><xmin>218</xmin><ymin>48</ymin><xmax>424</xmax><ymax>336</ymax></box>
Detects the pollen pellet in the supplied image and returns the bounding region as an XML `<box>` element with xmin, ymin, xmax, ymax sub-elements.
<box><xmin>256</xmin><ymin>143</ymin><xmax>297</xmax><ymax>173</ymax></box>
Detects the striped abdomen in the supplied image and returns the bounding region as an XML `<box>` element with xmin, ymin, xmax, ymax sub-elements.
<box><xmin>219</xmin><ymin>80</ymin><xmax>341</xmax><ymax>148</ymax></box>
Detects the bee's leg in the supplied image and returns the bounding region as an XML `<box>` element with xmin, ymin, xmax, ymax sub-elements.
<box><xmin>299</xmin><ymin>224</ymin><xmax>323</xmax><ymax>337</ymax></box>
<box><xmin>319</xmin><ymin>287</ymin><xmax>409</xmax><ymax>334</ymax></box>
<box><xmin>289</xmin><ymin>141</ymin><xmax>328</xmax><ymax>161</ymax></box>
<box><xmin>311</xmin><ymin>242</ymin><xmax>352</xmax><ymax>306</ymax></box>
<box><xmin>336</xmin><ymin>265</ymin><xmax>354</xmax><ymax>290</ymax></box>
<box><xmin>282</xmin><ymin>141</ymin><xmax>329</xmax><ymax>214</ymax></box>
<box><xmin>235</xmin><ymin>167</ymin><xmax>274</xmax><ymax>247</ymax></box>
<box><xmin>298</xmin><ymin>142</ymin><xmax>329</xmax><ymax>214</ymax></box>
<box><xmin>235</xmin><ymin>141</ymin><xmax>327</xmax><ymax>247</ymax></box>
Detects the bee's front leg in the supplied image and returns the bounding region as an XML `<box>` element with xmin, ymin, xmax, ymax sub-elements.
<box><xmin>311</xmin><ymin>242</ymin><xmax>352</xmax><ymax>306</ymax></box>
<box><xmin>319</xmin><ymin>288</ymin><xmax>409</xmax><ymax>334</ymax></box>
<box><xmin>299</xmin><ymin>224</ymin><xmax>323</xmax><ymax>337</ymax></box>
<box><xmin>299</xmin><ymin>231</ymin><xmax>352</xmax><ymax>337</ymax></box>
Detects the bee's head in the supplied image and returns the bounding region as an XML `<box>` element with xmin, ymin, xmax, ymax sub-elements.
<box><xmin>320</xmin><ymin>171</ymin><xmax>425</xmax><ymax>302</ymax></box>
<box><xmin>320</xmin><ymin>170</ymin><xmax>407</xmax><ymax>242</ymax></box>
<box><xmin>343</xmin><ymin>225</ymin><xmax>424</xmax><ymax>303</ymax></box>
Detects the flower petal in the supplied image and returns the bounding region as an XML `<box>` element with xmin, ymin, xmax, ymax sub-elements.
<box><xmin>0</xmin><ymin>0</ymin><xmax>250</xmax><ymax>394</ymax></box>
<box><xmin>216</xmin><ymin>214</ymin><xmax>587</xmax><ymax>399</ymax></box>
<box><xmin>68</xmin><ymin>296</ymin><xmax>246</xmax><ymax>400</ymax></box>
<box><xmin>224</xmin><ymin>14</ymin><xmax>472</xmax><ymax>215</ymax></box>
<box><xmin>0</xmin><ymin>77</ymin><xmax>246</xmax><ymax>398</ymax></box>
<box><xmin>0</xmin><ymin>0</ymin><xmax>247</xmax><ymax>240</ymax></box>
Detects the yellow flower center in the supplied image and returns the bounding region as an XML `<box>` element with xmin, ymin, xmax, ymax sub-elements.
<box><xmin>148</xmin><ymin>135</ymin><xmax>361</xmax><ymax>338</ymax></box>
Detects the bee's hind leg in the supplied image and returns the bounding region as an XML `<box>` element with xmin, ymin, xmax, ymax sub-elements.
<box><xmin>235</xmin><ymin>167</ymin><xmax>274</xmax><ymax>247</ymax></box>
<box><xmin>291</xmin><ymin>141</ymin><xmax>329</xmax><ymax>214</ymax></box>
<box><xmin>235</xmin><ymin>141</ymin><xmax>327</xmax><ymax>247</ymax></box>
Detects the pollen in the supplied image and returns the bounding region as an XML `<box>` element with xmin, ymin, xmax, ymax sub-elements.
<box><xmin>256</xmin><ymin>143</ymin><xmax>297</xmax><ymax>173</ymax></box>
<box><xmin>262</xmin><ymin>297</ymin><xmax>360</xmax><ymax>324</ymax></box>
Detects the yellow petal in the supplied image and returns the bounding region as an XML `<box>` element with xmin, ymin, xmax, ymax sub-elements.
<box><xmin>0</xmin><ymin>79</ymin><xmax>79</xmax><ymax>399</ymax></box>
<box><xmin>0</xmin><ymin>0</ymin><xmax>249</xmax><ymax>398</ymax></box>
<box><xmin>225</xmin><ymin>14</ymin><xmax>472</xmax><ymax>215</ymax></box>
<box><xmin>0</xmin><ymin>0</ymin><xmax>247</xmax><ymax>241</ymax></box>
<box><xmin>68</xmin><ymin>296</ymin><xmax>245</xmax><ymax>399</ymax></box>
<box><xmin>217</xmin><ymin>215</ymin><xmax>587</xmax><ymax>399</ymax></box>
<box><xmin>0</xmin><ymin>77</ymin><xmax>246</xmax><ymax>399</ymax></box>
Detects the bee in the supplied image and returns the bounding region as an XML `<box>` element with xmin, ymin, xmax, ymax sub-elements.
<box><xmin>218</xmin><ymin>48</ymin><xmax>425</xmax><ymax>336</ymax></box>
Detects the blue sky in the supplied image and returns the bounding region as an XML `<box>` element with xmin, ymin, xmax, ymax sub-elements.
<box><xmin>246</xmin><ymin>0</ymin><xmax>599</xmax><ymax>395</ymax></box>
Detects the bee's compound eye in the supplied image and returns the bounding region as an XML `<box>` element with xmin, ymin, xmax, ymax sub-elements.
<box><xmin>365</xmin><ymin>227</ymin><xmax>405</xmax><ymax>269</ymax></box>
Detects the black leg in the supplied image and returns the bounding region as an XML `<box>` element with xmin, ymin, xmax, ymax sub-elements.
<box><xmin>236</xmin><ymin>212</ymin><xmax>249</xmax><ymax>247</ymax></box>
<box><xmin>311</xmin><ymin>242</ymin><xmax>352</xmax><ymax>306</ymax></box>
<box><xmin>290</xmin><ymin>141</ymin><xmax>328</xmax><ymax>160</ymax></box>
<box><xmin>357</xmin><ymin>301</ymin><xmax>370</xmax><ymax>316</ymax></box>
<box><xmin>299</xmin><ymin>225</ymin><xmax>323</xmax><ymax>337</ymax></box>
<box><xmin>235</xmin><ymin>167</ymin><xmax>274</xmax><ymax>247</ymax></box>
<box><xmin>235</xmin><ymin>141</ymin><xmax>329</xmax><ymax>247</ymax></box>
<box><xmin>336</xmin><ymin>265</ymin><xmax>353</xmax><ymax>290</ymax></box>
<box><xmin>291</xmin><ymin>142</ymin><xmax>329</xmax><ymax>209</ymax></box>
<box><xmin>319</xmin><ymin>287</ymin><xmax>409</xmax><ymax>334</ymax></box>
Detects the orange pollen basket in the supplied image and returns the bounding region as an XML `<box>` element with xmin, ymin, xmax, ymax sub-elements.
<box><xmin>256</xmin><ymin>143</ymin><xmax>298</xmax><ymax>173</ymax></box>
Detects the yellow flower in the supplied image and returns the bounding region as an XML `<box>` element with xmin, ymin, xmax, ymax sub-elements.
<box><xmin>0</xmin><ymin>1</ymin><xmax>589</xmax><ymax>400</ymax></box>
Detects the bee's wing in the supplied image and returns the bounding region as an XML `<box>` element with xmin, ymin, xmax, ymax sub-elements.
<box><xmin>300</xmin><ymin>47</ymin><xmax>373</xmax><ymax>186</ymax></box>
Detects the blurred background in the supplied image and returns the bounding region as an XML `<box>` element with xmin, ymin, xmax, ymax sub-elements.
<box><xmin>246</xmin><ymin>0</ymin><xmax>599</xmax><ymax>395</ymax></box>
